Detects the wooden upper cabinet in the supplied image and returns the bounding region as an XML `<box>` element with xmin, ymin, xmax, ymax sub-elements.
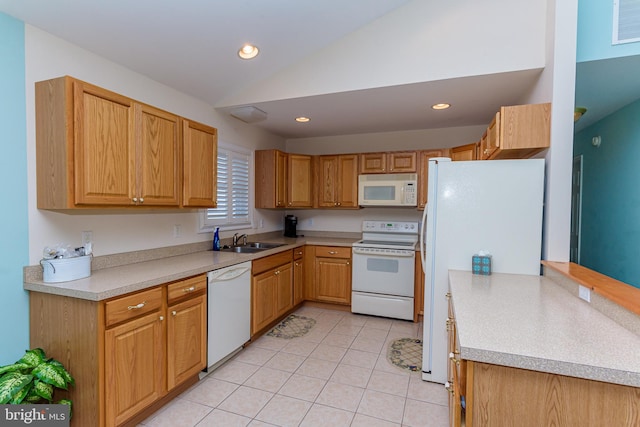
<box><xmin>450</xmin><ymin>142</ymin><xmax>479</xmax><ymax>161</ymax></box>
<box><xmin>316</xmin><ymin>154</ymin><xmax>359</xmax><ymax>208</ymax></box>
<box><xmin>72</xmin><ymin>80</ymin><xmax>136</xmax><ymax>206</ymax></box>
<box><xmin>417</xmin><ymin>149</ymin><xmax>449</xmax><ymax>209</ymax></box>
<box><xmin>481</xmin><ymin>103</ymin><xmax>551</xmax><ymax>160</ymax></box>
<box><xmin>183</xmin><ymin>120</ymin><xmax>217</xmax><ymax>207</ymax></box>
<box><xmin>287</xmin><ymin>154</ymin><xmax>313</xmax><ymax>208</ymax></box>
<box><xmin>255</xmin><ymin>150</ymin><xmax>312</xmax><ymax>208</ymax></box>
<box><xmin>136</xmin><ymin>104</ymin><xmax>182</xmax><ymax>206</ymax></box>
<box><xmin>36</xmin><ymin>76</ymin><xmax>217</xmax><ymax>210</ymax></box>
<box><xmin>359</xmin><ymin>151</ymin><xmax>417</xmax><ymax>174</ymax></box>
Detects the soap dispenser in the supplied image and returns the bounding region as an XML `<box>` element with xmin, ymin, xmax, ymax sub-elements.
<box><xmin>213</xmin><ymin>227</ymin><xmax>220</xmax><ymax>251</ymax></box>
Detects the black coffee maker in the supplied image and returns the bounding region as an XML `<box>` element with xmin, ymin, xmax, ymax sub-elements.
<box><xmin>284</xmin><ymin>215</ymin><xmax>298</xmax><ymax>237</ymax></box>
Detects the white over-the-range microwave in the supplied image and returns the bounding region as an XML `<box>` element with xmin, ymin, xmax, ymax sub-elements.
<box><xmin>357</xmin><ymin>173</ymin><xmax>417</xmax><ymax>207</ymax></box>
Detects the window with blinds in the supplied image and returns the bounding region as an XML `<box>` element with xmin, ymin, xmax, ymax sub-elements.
<box><xmin>201</xmin><ymin>145</ymin><xmax>252</xmax><ymax>231</ymax></box>
<box><xmin>614</xmin><ymin>0</ymin><xmax>640</xmax><ymax>44</ymax></box>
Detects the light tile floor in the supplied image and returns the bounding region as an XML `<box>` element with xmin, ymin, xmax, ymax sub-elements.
<box><xmin>139</xmin><ymin>306</ymin><xmax>448</xmax><ymax>427</ymax></box>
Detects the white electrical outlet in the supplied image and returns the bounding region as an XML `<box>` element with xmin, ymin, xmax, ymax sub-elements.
<box><xmin>81</xmin><ymin>231</ymin><xmax>93</xmax><ymax>245</ymax></box>
<box><xmin>308</xmin><ymin>218</ymin><xmax>314</xmax><ymax>226</ymax></box>
<box><xmin>173</xmin><ymin>224</ymin><xmax>181</xmax><ymax>238</ymax></box>
<box><xmin>259</xmin><ymin>219</ymin><xmax>264</xmax><ymax>228</ymax></box>
<box><xmin>578</xmin><ymin>285</ymin><xmax>591</xmax><ymax>303</ymax></box>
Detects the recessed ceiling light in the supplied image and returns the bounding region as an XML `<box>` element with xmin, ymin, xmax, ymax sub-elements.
<box><xmin>432</xmin><ymin>103</ymin><xmax>451</xmax><ymax>110</ymax></box>
<box><xmin>238</xmin><ymin>44</ymin><xmax>259</xmax><ymax>59</ymax></box>
<box><xmin>295</xmin><ymin>117</ymin><xmax>310</xmax><ymax>123</ymax></box>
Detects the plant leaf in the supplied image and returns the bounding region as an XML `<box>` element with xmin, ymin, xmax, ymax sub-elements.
<box><xmin>0</xmin><ymin>363</ymin><xmax>31</xmax><ymax>376</ymax></box>
<box><xmin>18</xmin><ymin>348</ymin><xmax>46</xmax><ymax>368</ymax></box>
<box><xmin>0</xmin><ymin>372</ymin><xmax>32</xmax><ymax>404</ymax></box>
<box><xmin>47</xmin><ymin>360</ymin><xmax>75</xmax><ymax>387</ymax></box>
<box><xmin>9</xmin><ymin>381</ymin><xmax>32</xmax><ymax>404</ymax></box>
<box><xmin>25</xmin><ymin>386</ymin><xmax>43</xmax><ymax>403</ymax></box>
<box><xmin>32</xmin><ymin>363</ymin><xmax>67</xmax><ymax>389</ymax></box>
<box><xmin>56</xmin><ymin>399</ymin><xmax>72</xmax><ymax>419</ymax></box>
<box><xmin>33</xmin><ymin>379</ymin><xmax>53</xmax><ymax>402</ymax></box>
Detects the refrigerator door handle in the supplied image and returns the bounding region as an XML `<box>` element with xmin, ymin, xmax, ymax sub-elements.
<box><xmin>420</xmin><ymin>204</ymin><xmax>428</xmax><ymax>269</ymax></box>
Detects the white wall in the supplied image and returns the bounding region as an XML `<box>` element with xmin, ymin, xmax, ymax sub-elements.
<box><xmin>286</xmin><ymin>125</ymin><xmax>486</xmax><ymax>155</ymax></box>
<box><xmin>521</xmin><ymin>0</ymin><xmax>577</xmax><ymax>262</ymax></box>
<box><xmin>221</xmin><ymin>0</ymin><xmax>546</xmax><ymax>106</ymax></box>
<box><xmin>25</xmin><ymin>26</ymin><xmax>285</xmax><ymax>263</ymax></box>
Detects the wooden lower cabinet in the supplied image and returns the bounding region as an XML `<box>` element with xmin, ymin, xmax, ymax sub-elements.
<box><xmin>448</xmin><ymin>293</ymin><xmax>640</xmax><ymax>427</ymax></box>
<box><xmin>313</xmin><ymin>246</ymin><xmax>352</xmax><ymax>305</ymax></box>
<box><xmin>414</xmin><ymin>251</ymin><xmax>425</xmax><ymax>323</ymax></box>
<box><xmin>105</xmin><ymin>311</ymin><xmax>164</xmax><ymax>427</ymax></box>
<box><xmin>29</xmin><ymin>274</ymin><xmax>207</xmax><ymax>427</ymax></box>
<box><xmin>251</xmin><ymin>250</ymin><xmax>294</xmax><ymax>335</ymax></box>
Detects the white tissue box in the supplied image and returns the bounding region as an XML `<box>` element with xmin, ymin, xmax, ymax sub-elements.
<box><xmin>41</xmin><ymin>255</ymin><xmax>91</xmax><ymax>283</ymax></box>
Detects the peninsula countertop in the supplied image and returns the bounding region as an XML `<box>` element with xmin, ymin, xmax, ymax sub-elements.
<box><xmin>448</xmin><ymin>270</ymin><xmax>640</xmax><ymax>388</ymax></box>
<box><xmin>24</xmin><ymin>236</ymin><xmax>358</xmax><ymax>301</ymax></box>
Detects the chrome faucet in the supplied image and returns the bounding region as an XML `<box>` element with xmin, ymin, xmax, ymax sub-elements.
<box><xmin>233</xmin><ymin>233</ymin><xmax>248</xmax><ymax>246</ymax></box>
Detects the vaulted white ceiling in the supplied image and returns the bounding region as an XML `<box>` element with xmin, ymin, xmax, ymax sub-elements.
<box><xmin>1</xmin><ymin>0</ymin><xmax>551</xmax><ymax>139</ymax></box>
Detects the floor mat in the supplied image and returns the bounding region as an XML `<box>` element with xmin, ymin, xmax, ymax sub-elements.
<box><xmin>388</xmin><ymin>338</ymin><xmax>423</xmax><ymax>372</ymax></box>
<box><xmin>267</xmin><ymin>314</ymin><xmax>316</xmax><ymax>339</ymax></box>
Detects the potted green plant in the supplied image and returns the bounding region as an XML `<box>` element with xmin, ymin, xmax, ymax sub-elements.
<box><xmin>0</xmin><ymin>348</ymin><xmax>74</xmax><ymax>411</ymax></box>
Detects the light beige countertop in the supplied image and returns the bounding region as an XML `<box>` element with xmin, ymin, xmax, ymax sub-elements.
<box><xmin>24</xmin><ymin>235</ymin><xmax>358</xmax><ymax>301</ymax></box>
<box><xmin>448</xmin><ymin>270</ymin><xmax>640</xmax><ymax>388</ymax></box>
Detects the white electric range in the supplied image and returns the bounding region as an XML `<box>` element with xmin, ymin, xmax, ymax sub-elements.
<box><xmin>351</xmin><ymin>220</ymin><xmax>419</xmax><ymax>320</ymax></box>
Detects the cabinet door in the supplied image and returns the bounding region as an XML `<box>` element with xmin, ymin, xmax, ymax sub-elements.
<box><xmin>167</xmin><ymin>294</ymin><xmax>207</xmax><ymax>390</ymax></box>
<box><xmin>137</xmin><ymin>104</ymin><xmax>181</xmax><ymax>206</ymax></box>
<box><xmin>388</xmin><ymin>151</ymin><xmax>417</xmax><ymax>173</ymax></box>
<box><xmin>450</xmin><ymin>142</ymin><xmax>478</xmax><ymax>161</ymax></box>
<box><xmin>359</xmin><ymin>152</ymin><xmax>387</xmax><ymax>174</ymax></box>
<box><xmin>73</xmin><ymin>80</ymin><xmax>136</xmax><ymax>205</ymax></box>
<box><xmin>414</xmin><ymin>252</ymin><xmax>425</xmax><ymax>322</ymax></box>
<box><xmin>293</xmin><ymin>248</ymin><xmax>305</xmax><ymax>305</ymax></box>
<box><xmin>293</xmin><ymin>259</ymin><xmax>304</xmax><ymax>306</ymax></box>
<box><xmin>183</xmin><ymin>120</ymin><xmax>217</xmax><ymax>207</ymax></box>
<box><xmin>275</xmin><ymin>151</ymin><xmax>288</xmax><ymax>208</ymax></box>
<box><xmin>287</xmin><ymin>154</ymin><xmax>313</xmax><ymax>207</ymax></box>
<box><xmin>275</xmin><ymin>263</ymin><xmax>293</xmax><ymax>316</ymax></box>
<box><xmin>337</xmin><ymin>154</ymin><xmax>359</xmax><ymax>208</ymax></box>
<box><xmin>417</xmin><ymin>150</ymin><xmax>447</xmax><ymax>209</ymax></box>
<box><xmin>105</xmin><ymin>311</ymin><xmax>164</xmax><ymax>427</ymax></box>
<box><xmin>481</xmin><ymin>112</ymin><xmax>500</xmax><ymax>160</ymax></box>
<box><xmin>317</xmin><ymin>155</ymin><xmax>339</xmax><ymax>207</ymax></box>
<box><xmin>252</xmin><ymin>270</ymin><xmax>278</xmax><ymax>334</ymax></box>
<box><xmin>315</xmin><ymin>257</ymin><xmax>351</xmax><ymax>304</ymax></box>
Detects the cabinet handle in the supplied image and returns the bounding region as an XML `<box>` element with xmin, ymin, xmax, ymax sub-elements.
<box><xmin>159</xmin><ymin>316</ymin><xmax>164</xmax><ymax>321</ymax></box>
<box><xmin>127</xmin><ymin>301</ymin><xmax>146</xmax><ymax>310</ymax></box>
<box><xmin>328</xmin><ymin>251</ymin><xmax>338</xmax><ymax>255</ymax></box>
<box><xmin>446</xmin><ymin>292</ymin><xmax>451</xmax><ymax>299</ymax></box>
<box><xmin>295</xmin><ymin>262</ymin><xmax>300</xmax><ymax>266</ymax></box>
<box><xmin>132</xmin><ymin>197</ymin><xmax>138</xmax><ymax>203</ymax></box>
<box><xmin>275</xmin><ymin>270</ymin><xmax>280</xmax><ymax>275</ymax></box>
<box><xmin>334</xmin><ymin>202</ymin><xmax>338</xmax><ymax>206</ymax></box>
<box><xmin>337</xmin><ymin>202</ymin><xmax>341</xmax><ymax>206</ymax></box>
<box><xmin>296</xmin><ymin>251</ymin><xmax>302</xmax><ymax>255</ymax></box>
<box><xmin>172</xmin><ymin>310</ymin><xmax>177</xmax><ymax>316</ymax></box>
<box><xmin>288</xmin><ymin>202</ymin><xmax>292</xmax><ymax>206</ymax></box>
<box><xmin>346</xmin><ymin>261</ymin><xmax>350</xmax><ymax>265</ymax></box>
<box><xmin>183</xmin><ymin>286</ymin><xmax>196</xmax><ymax>293</ymax></box>
<box><xmin>139</xmin><ymin>197</ymin><xmax>144</xmax><ymax>203</ymax></box>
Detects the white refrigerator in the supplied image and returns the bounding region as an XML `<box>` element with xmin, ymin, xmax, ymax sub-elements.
<box><xmin>419</xmin><ymin>158</ymin><xmax>545</xmax><ymax>384</ymax></box>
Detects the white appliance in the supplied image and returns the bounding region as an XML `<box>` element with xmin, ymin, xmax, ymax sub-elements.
<box><xmin>206</xmin><ymin>261</ymin><xmax>252</xmax><ymax>370</ymax></box>
<box><xmin>358</xmin><ymin>173</ymin><xmax>418</xmax><ymax>207</ymax></box>
<box><xmin>352</xmin><ymin>220</ymin><xmax>419</xmax><ymax>320</ymax></box>
<box><xmin>420</xmin><ymin>158</ymin><xmax>544</xmax><ymax>384</ymax></box>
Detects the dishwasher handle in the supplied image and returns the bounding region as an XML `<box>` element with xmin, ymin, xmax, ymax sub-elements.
<box><xmin>208</xmin><ymin>266</ymin><xmax>251</xmax><ymax>282</ymax></box>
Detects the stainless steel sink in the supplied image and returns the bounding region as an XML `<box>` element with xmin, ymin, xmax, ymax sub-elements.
<box><xmin>247</xmin><ymin>242</ymin><xmax>286</xmax><ymax>249</ymax></box>
<box><xmin>221</xmin><ymin>242</ymin><xmax>286</xmax><ymax>253</ymax></box>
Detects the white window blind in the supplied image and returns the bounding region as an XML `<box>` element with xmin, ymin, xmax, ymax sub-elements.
<box><xmin>201</xmin><ymin>145</ymin><xmax>252</xmax><ymax>231</ymax></box>
<box><xmin>614</xmin><ymin>0</ymin><xmax>640</xmax><ymax>44</ymax></box>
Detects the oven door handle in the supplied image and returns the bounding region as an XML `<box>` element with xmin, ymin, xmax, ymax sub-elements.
<box><xmin>352</xmin><ymin>248</ymin><xmax>415</xmax><ymax>257</ymax></box>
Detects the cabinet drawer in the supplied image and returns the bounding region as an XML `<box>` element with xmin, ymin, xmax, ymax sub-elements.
<box><xmin>105</xmin><ymin>287</ymin><xmax>163</xmax><ymax>327</ymax></box>
<box><xmin>293</xmin><ymin>247</ymin><xmax>304</xmax><ymax>260</ymax></box>
<box><xmin>315</xmin><ymin>246</ymin><xmax>351</xmax><ymax>259</ymax></box>
<box><xmin>252</xmin><ymin>250</ymin><xmax>293</xmax><ymax>275</ymax></box>
<box><xmin>167</xmin><ymin>274</ymin><xmax>207</xmax><ymax>304</ymax></box>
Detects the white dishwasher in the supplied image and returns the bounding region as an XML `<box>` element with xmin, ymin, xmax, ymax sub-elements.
<box><xmin>206</xmin><ymin>261</ymin><xmax>252</xmax><ymax>371</ymax></box>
